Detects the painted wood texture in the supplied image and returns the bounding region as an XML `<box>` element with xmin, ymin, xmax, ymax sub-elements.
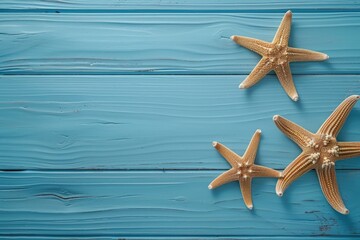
<box><xmin>0</xmin><ymin>75</ymin><xmax>359</xmax><ymax>170</ymax></box>
<box><xmin>1</xmin><ymin>13</ymin><xmax>360</xmax><ymax>75</ymax></box>
<box><xmin>0</xmin><ymin>171</ymin><xmax>359</xmax><ymax>237</ymax></box>
<box><xmin>1</xmin><ymin>0</ymin><xmax>360</xmax><ymax>11</ymax></box>
<box><xmin>1</xmin><ymin>1</ymin><xmax>360</xmax><ymax>239</ymax></box>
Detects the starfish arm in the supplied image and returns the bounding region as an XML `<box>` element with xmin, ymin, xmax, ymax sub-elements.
<box><xmin>231</xmin><ymin>36</ymin><xmax>272</xmax><ymax>56</ymax></box>
<box><xmin>273</xmin><ymin>115</ymin><xmax>314</xmax><ymax>150</ymax></box>
<box><xmin>208</xmin><ymin>169</ymin><xmax>237</xmax><ymax>190</ymax></box>
<box><xmin>272</xmin><ymin>10</ymin><xmax>292</xmax><ymax>45</ymax></box>
<box><xmin>239</xmin><ymin>177</ymin><xmax>253</xmax><ymax>209</ymax></box>
<box><xmin>317</xmin><ymin>95</ymin><xmax>360</xmax><ymax>137</ymax></box>
<box><xmin>251</xmin><ymin>165</ymin><xmax>281</xmax><ymax>178</ymax></box>
<box><xmin>276</xmin><ymin>153</ymin><xmax>315</xmax><ymax>196</ymax></box>
<box><xmin>239</xmin><ymin>57</ymin><xmax>273</xmax><ymax>89</ymax></box>
<box><xmin>243</xmin><ymin>129</ymin><xmax>262</xmax><ymax>164</ymax></box>
<box><xmin>287</xmin><ymin>47</ymin><xmax>329</xmax><ymax>62</ymax></box>
<box><xmin>316</xmin><ymin>165</ymin><xmax>349</xmax><ymax>214</ymax></box>
<box><xmin>212</xmin><ymin>141</ymin><xmax>242</xmax><ymax>168</ymax></box>
<box><xmin>336</xmin><ymin>142</ymin><xmax>360</xmax><ymax>161</ymax></box>
<box><xmin>274</xmin><ymin>63</ymin><xmax>298</xmax><ymax>101</ymax></box>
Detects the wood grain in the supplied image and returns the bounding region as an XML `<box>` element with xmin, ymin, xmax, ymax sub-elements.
<box><xmin>0</xmin><ymin>75</ymin><xmax>359</xmax><ymax>170</ymax></box>
<box><xmin>0</xmin><ymin>170</ymin><xmax>359</xmax><ymax>237</ymax></box>
<box><xmin>1</xmin><ymin>0</ymin><xmax>360</xmax><ymax>11</ymax></box>
<box><xmin>0</xmin><ymin>13</ymin><xmax>359</xmax><ymax>75</ymax></box>
<box><xmin>1</xmin><ymin>5</ymin><xmax>360</xmax><ymax>239</ymax></box>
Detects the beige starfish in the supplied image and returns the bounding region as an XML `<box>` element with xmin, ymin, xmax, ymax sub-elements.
<box><xmin>208</xmin><ymin>130</ymin><xmax>281</xmax><ymax>209</ymax></box>
<box><xmin>274</xmin><ymin>95</ymin><xmax>360</xmax><ymax>214</ymax></box>
<box><xmin>231</xmin><ymin>10</ymin><xmax>328</xmax><ymax>101</ymax></box>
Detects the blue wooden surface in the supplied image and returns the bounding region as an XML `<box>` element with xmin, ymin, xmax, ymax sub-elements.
<box><xmin>0</xmin><ymin>171</ymin><xmax>359</xmax><ymax>237</ymax></box>
<box><xmin>0</xmin><ymin>1</ymin><xmax>360</xmax><ymax>239</ymax></box>
<box><xmin>0</xmin><ymin>75</ymin><xmax>359</xmax><ymax>170</ymax></box>
<box><xmin>0</xmin><ymin>13</ymin><xmax>360</xmax><ymax>75</ymax></box>
<box><xmin>1</xmin><ymin>0</ymin><xmax>360</xmax><ymax>11</ymax></box>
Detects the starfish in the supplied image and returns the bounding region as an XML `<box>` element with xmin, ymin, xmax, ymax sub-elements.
<box><xmin>274</xmin><ymin>95</ymin><xmax>360</xmax><ymax>214</ymax></box>
<box><xmin>208</xmin><ymin>130</ymin><xmax>281</xmax><ymax>209</ymax></box>
<box><xmin>231</xmin><ymin>10</ymin><xmax>328</xmax><ymax>101</ymax></box>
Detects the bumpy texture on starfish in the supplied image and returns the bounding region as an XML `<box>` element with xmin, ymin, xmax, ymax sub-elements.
<box><xmin>232</xmin><ymin>10</ymin><xmax>328</xmax><ymax>101</ymax></box>
<box><xmin>208</xmin><ymin>130</ymin><xmax>281</xmax><ymax>209</ymax></box>
<box><xmin>274</xmin><ymin>95</ymin><xmax>360</xmax><ymax>214</ymax></box>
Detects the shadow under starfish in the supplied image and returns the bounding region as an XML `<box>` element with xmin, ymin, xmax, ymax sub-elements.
<box><xmin>274</xmin><ymin>95</ymin><xmax>360</xmax><ymax>214</ymax></box>
<box><xmin>208</xmin><ymin>130</ymin><xmax>281</xmax><ymax>210</ymax></box>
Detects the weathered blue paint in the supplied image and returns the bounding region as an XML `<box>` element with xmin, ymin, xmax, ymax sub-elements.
<box><xmin>0</xmin><ymin>13</ymin><xmax>359</xmax><ymax>75</ymax></box>
<box><xmin>0</xmin><ymin>75</ymin><xmax>359</xmax><ymax>170</ymax></box>
<box><xmin>1</xmin><ymin>0</ymin><xmax>360</xmax><ymax>12</ymax></box>
<box><xmin>0</xmin><ymin>171</ymin><xmax>359</xmax><ymax>237</ymax></box>
<box><xmin>0</xmin><ymin>1</ymin><xmax>359</xmax><ymax>239</ymax></box>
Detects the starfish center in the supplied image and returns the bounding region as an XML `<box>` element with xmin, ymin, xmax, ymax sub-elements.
<box><xmin>236</xmin><ymin>163</ymin><xmax>252</xmax><ymax>178</ymax></box>
<box><xmin>268</xmin><ymin>44</ymin><xmax>288</xmax><ymax>65</ymax></box>
<box><xmin>306</xmin><ymin>134</ymin><xmax>339</xmax><ymax>167</ymax></box>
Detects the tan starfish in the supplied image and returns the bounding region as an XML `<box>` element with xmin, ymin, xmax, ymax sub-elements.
<box><xmin>274</xmin><ymin>95</ymin><xmax>360</xmax><ymax>214</ymax></box>
<box><xmin>231</xmin><ymin>10</ymin><xmax>328</xmax><ymax>101</ymax></box>
<box><xmin>208</xmin><ymin>130</ymin><xmax>281</xmax><ymax>209</ymax></box>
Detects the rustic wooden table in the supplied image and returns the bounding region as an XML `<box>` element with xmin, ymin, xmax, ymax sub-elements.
<box><xmin>0</xmin><ymin>1</ymin><xmax>359</xmax><ymax>239</ymax></box>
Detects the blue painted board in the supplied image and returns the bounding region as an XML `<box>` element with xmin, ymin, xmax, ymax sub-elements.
<box><xmin>0</xmin><ymin>13</ymin><xmax>360</xmax><ymax>75</ymax></box>
<box><xmin>1</xmin><ymin>0</ymin><xmax>360</xmax><ymax>12</ymax></box>
<box><xmin>0</xmin><ymin>170</ymin><xmax>359</xmax><ymax>237</ymax></box>
<box><xmin>0</xmin><ymin>75</ymin><xmax>359</xmax><ymax>170</ymax></box>
<box><xmin>1</xmin><ymin>2</ymin><xmax>360</xmax><ymax>239</ymax></box>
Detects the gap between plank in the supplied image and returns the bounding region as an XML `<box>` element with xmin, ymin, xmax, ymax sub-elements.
<box><xmin>1</xmin><ymin>73</ymin><xmax>360</xmax><ymax>77</ymax></box>
<box><xmin>0</xmin><ymin>234</ymin><xmax>357</xmax><ymax>238</ymax></box>
<box><xmin>0</xmin><ymin>168</ymin><xmax>358</xmax><ymax>172</ymax></box>
<box><xmin>1</xmin><ymin>9</ymin><xmax>360</xmax><ymax>14</ymax></box>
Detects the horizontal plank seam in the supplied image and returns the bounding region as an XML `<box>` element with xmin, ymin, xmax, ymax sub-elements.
<box><xmin>2</xmin><ymin>73</ymin><xmax>360</xmax><ymax>77</ymax></box>
<box><xmin>1</xmin><ymin>9</ymin><xmax>360</xmax><ymax>14</ymax></box>
<box><xmin>0</xmin><ymin>169</ymin><xmax>358</xmax><ymax>172</ymax></box>
<box><xmin>0</xmin><ymin>234</ymin><xmax>357</xmax><ymax>238</ymax></box>
<box><xmin>0</xmin><ymin>73</ymin><xmax>360</xmax><ymax>77</ymax></box>
<box><xmin>0</xmin><ymin>238</ymin><xmax>357</xmax><ymax>240</ymax></box>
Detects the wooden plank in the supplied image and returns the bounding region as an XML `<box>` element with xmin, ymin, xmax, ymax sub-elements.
<box><xmin>1</xmin><ymin>0</ymin><xmax>360</xmax><ymax>11</ymax></box>
<box><xmin>0</xmin><ymin>75</ymin><xmax>359</xmax><ymax>170</ymax></box>
<box><xmin>0</xmin><ymin>13</ymin><xmax>360</xmax><ymax>75</ymax></box>
<box><xmin>0</xmin><ymin>170</ymin><xmax>359</xmax><ymax>237</ymax></box>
